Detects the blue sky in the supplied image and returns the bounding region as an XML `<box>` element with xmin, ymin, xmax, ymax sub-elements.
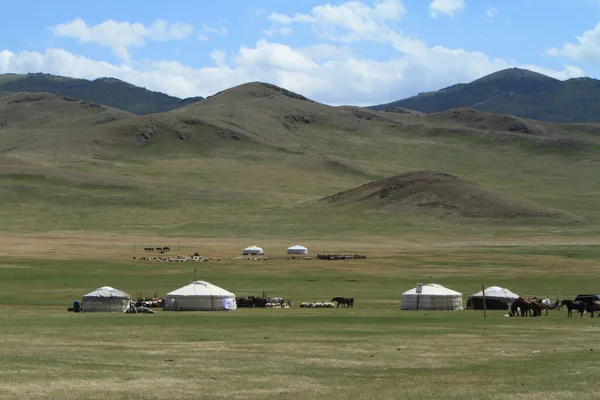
<box><xmin>1</xmin><ymin>0</ymin><xmax>600</xmax><ymax>105</ymax></box>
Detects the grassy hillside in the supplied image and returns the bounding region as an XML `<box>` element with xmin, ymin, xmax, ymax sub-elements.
<box><xmin>371</xmin><ymin>68</ymin><xmax>600</xmax><ymax>123</ymax></box>
<box><xmin>0</xmin><ymin>73</ymin><xmax>203</xmax><ymax>114</ymax></box>
<box><xmin>0</xmin><ymin>83</ymin><xmax>600</xmax><ymax>239</ymax></box>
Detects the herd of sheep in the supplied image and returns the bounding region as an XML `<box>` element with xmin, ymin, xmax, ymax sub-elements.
<box><xmin>299</xmin><ymin>301</ymin><xmax>337</xmax><ymax>308</ymax></box>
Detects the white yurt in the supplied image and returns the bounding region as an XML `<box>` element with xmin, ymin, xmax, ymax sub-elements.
<box><xmin>163</xmin><ymin>281</ymin><xmax>237</xmax><ymax>311</ymax></box>
<box><xmin>81</xmin><ymin>286</ymin><xmax>131</xmax><ymax>312</ymax></box>
<box><xmin>401</xmin><ymin>283</ymin><xmax>463</xmax><ymax>311</ymax></box>
<box><xmin>467</xmin><ymin>286</ymin><xmax>520</xmax><ymax>310</ymax></box>
<box><xmin>242</xmin><ymin>245</ymin><xmax>264</xmax><ymax>255</ymax></box>
<box><xmin>287</xmin><ymin>244</ymin><xmax>308</xmax><ymax>255</ymax></box>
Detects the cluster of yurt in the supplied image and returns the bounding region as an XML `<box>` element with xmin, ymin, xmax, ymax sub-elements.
<box><xmin>240</xmin><ymin>244</ymin><xmax>309</xmax><ymax>255</ymax></box>
<box><xmin>77</xmin><ymin>281</ymin><xmax>237</xmax><ymax>313</ymax></box>
<box><xmin>400</xmin><ymin>283</ymin><xmax>521</xmax><ymax>311</ymax></box>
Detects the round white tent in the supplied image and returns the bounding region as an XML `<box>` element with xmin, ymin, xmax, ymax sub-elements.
<box><xmin>467</xmin><ymin>286</ymin><xmax>520</xmax><ymax>310</ymax></box>
<box><xmin>81</xmin><ymin>286</ymin><xmax>131</xmax><ymax>312</ymax></box>
<box><xmin>242</xmin><ymin>245</ymin><xmax>264</xmax><ymax>255</ymax></box>
<box><xmin>401</xmin><ymin>283</ymin><xmax>463</xmax><ymax>311</ymax></box>
<box><xmin>287</xmin><ymin>244</ymin><xmax>308</xmax><ymax>255</ymax></box>
<box><xmin>163</xmin><ymin>281</ymin><xmax>237</xmax><ymax>311</ymax></box>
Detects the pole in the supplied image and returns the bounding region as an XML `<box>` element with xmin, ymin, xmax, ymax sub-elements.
<box><xmin>482</xmin><ymin>284</ymin><xmax>487</xmax><ymax>318</ymax></box>
<box><xmin>194</xmin><ymin>269</ymin><xmax>197</xmax><ymax>282</ymax></box>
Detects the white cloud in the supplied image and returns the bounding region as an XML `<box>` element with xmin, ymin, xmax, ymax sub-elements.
<box><xmin>485</xmin><ymin>7</ymin><xmax>498</xmax><ymax>18</ymax></box>
<box><xmin>429</xmin><ymin>0</ymin><xmax>465</xmax><ymax>18</ymax></box>
<box><xmin>268</xmin><ymin>0</ymin><xmax>406</xmax><ymax>43</ymax></box>
<box><xmin>210</xmin><ymin>50</ymin><xmax>227</xmax><ymax>66</ymax></box>
<box><xmin>262</xmin><ymin>26</ymin><xmax>293</xmax><ymax>37</ymax></box>
<box><xmin>518</xmin><ymin>64</ymin><xmax>584</xmax><ymax>80</ymax></box>
<box><xmin>52</xmin><ymin>18</ymin><xmax>193</xmax><ymax>63</ymax></box>
<box><xmin>544</xmin><ymin>23</ymin><xmax>600</xmax><ymax>62</ymax></box>
<box><xmin>197</xmin><ymin>24</ymin><xmax>228</xmax><ymax>41</ymax></box>
<box><xmin>0</xmin><ymin>44</ymin><xmax>584</xmax><ymax>106</ymax></box>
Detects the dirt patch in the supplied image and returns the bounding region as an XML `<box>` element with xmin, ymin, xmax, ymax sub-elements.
<box><xmin>322</xmin><ymin>170</ymin><xmax>567</xmax><ymax>219</ymax></box>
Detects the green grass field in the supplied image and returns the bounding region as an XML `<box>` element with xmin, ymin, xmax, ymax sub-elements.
<box><xmin>1</xmin><ymin>237</ymin><xmax>600</xmax><ymax>399</ymax></box>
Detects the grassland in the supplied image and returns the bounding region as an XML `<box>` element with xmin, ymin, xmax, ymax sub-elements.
<box><xmin>2</xmin><ymin>83</ymin><xmax>600</xmax><ymax>398</ymax></box>
<box><xmin>1</xmin><ymin>236</ymin><xmax>600</xmax><ymax>399</ymax></box>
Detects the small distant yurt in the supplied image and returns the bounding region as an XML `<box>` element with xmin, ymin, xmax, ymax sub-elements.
<box><xmin>401</xmin><ymin>283</ymin><xmax>463</xmax><ymax>311</ymax></box>
<box><xmin>163</xmin><ymin>281</ymin><xmax>237</xmax><ymax>311</ymax></box>
<box><xmin>287</xmin><ymin>244</ymin><xmax>308</xmax><ymax>255</ymax></box>
<box><xmin>81</xmin><ymin>286</ymin><xmax>131</xmax><ymax>312</ymax></box>
<box><xmin>466</xmin><ymin>286</ymin><xmax>520</xmax><ymax>310</ymax></box>
<box><xmin>242</xmin><ymin>245</ymin><xmax>264</xmax><ymax>255</ymax></box>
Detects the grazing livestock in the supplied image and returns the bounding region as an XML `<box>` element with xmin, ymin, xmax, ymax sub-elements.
<box><xmin>584</xmin><ymin>300</ymin><xmax>600</xmax><ymax>317</ymax></box>
<box><xmin>559</xmin><ymin>300</ymin><xmax>586</xmax><ymax>318</ymax></box>
<box><xmin>300</xmin><ymin>301</ymin><xmax>335</xmax><ymax>308</ymax></box>
<box><xmin>540</xmin><ymin>298</ymin><xmax>561</xmax><ymax>316</ymax></box>
<box><xmin>331</xmin><ymin>297</ymin><xmax>354</xmax><ymax>308</ymax></box>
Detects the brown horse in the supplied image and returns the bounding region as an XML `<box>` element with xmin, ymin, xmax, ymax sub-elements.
<box><xmin>585</xmin><ymin>301</ymin><xmax>600</xmax><ymax>317</ymax></box>
<box><xmin>559</xmin><ymin>300</ymin><xmax>586</xmax><ymax>318</ymax></box>
<box><xmin>510</xmin><ymin>298</ymin><xmax>530</xmax><ymax>317</ymax></box>
<box><xmin>331</xmin><ymin>297</ymin><xmax>350</xmax><ymax>308</ymax></box>
<box><xmin>528</xmin><ymin>300</ymin><xmax>542</xmax><ymax>317</ymax></box>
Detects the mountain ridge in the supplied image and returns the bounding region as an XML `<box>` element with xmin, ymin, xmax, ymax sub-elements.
<box><xmin>0</xmin><ymin>73</ymin><xmax>204</xmax><ymax>115</ymax></box>
<box><xmin>370</xmin><ymin>68</ymin><xmax>600</xmax><ymax>123</ymax></box>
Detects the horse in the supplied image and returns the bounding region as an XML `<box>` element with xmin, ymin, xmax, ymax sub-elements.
<box><xmin>347</xmin><ymin>298</ymin><xmax>354</xmax><ymax>308</ymax></box>
<box><xmin>528</xmin><ymin>300</ymin><xmax>542</xmax><ymax>317</ymax></box>
<box><xmin>331</xmin><ymin>297</ymin><xmax>349</xmax><ymax>308</ymax></box>
<box><xmin>510</xmin><ymin>298</ymin><xmax>530</xmax><ymax>317</ymax></box>
<box><xmin>584</xmin><ymin>300</ymin><xmax>600</xmax><ymax>317</ymax></box>
<box><xmin>540</xmin><ymin>298</ymin><xmax>561</xmax><ymax>316</ymax></box>
<box><xmin>559</xmin><ymin>300</ymin><xmax>586</xmax><ymax>318</ymax></box>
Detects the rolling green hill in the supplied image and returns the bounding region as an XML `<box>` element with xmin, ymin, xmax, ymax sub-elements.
<box><xmin>370</xmin><ymin>68</ymin><xmax>600</xmax><ymax>123</ymax></box>
<box><xmin>1</xmin><ymin>82</ymin><xmax>600</xmax><ymax>238</ymax></box>
<box><xmin>0</xmin><ymin>73</ymin><xmax>203</xmax><ymax>114</ymax></box>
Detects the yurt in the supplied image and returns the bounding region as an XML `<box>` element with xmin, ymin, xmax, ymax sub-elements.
<box><xmin>242</xmin><ymin>245</ymin><xmax>264</xmax><ymax>255</ymax></box>
<box><xmin>466</xmin><ymin>286</ymin><xmax>520</xmax><ymax>310</ymax></box>
<box><xmin>287</xmin><ymin>244</ymin><xmax>308</xmax><ymax>255</ymax></box>
<box><xmin>163</xmin><ymin>281</ymin><xmax>237</xmax><ymax>311</ymax></box>
<box><xmin>401</xmin><ymin>283</ymin><xmax>463</xmax><ymax>311</ymax></box>
<box><xmin>81</xmin><ymin>286</ymin><xmax>131</xmax><ymax>312</ymax></box>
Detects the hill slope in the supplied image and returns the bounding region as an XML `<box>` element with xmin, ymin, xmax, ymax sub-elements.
<box><xmin>0</xmin><ymin>73</ymin><xmax>203</xmax><ymax>114</ymax></box>
<box><xmin>370</xmin><ymin>68</ymin><xmax>600</xmax><ymax>123</ymax></box>
<box><xmin>322</xmin><ymin>171</ymin><xmax>566</xmax><ymax>219</ymax></box>
<box><xmin>0</xmin><ymin>82</ymin><xmax>599</xmax><ymax>236</ymax></box>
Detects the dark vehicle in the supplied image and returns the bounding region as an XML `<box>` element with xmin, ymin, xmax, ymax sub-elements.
<box><xmin>574</xmin><ymin>294</ymin><xmax>600</xmax><ymax>303</ymax></box>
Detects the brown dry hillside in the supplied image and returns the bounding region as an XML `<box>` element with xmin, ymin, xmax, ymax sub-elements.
<box><xmin>422</xmin><ymin>107</ymin><xmax>591</xmax><ymax>150</ymax></box>
<box><xmin>169</xmin><ymin>81</ymin><xmax>391</xmax><ymax>148</ymax></box>
<box><xmin>322</xmin><ymin>170</ymin><xmax>567</xmax><ymax>219</ymax></box>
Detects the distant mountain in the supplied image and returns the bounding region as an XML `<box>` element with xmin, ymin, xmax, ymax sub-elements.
<box><xmin>0</xmin><ymin>73</ymin><xmax>203</xmax><ymax>114</ymax></box>
<box><xmin>370</xmin><ymin>68</ymin><xmax>600</xmax><ymax>123</ymax></box>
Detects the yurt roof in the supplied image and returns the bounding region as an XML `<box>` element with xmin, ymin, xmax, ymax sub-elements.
<box><xmin>287</xmin><ymin>244</ymin><xmax>307</xmax><ymax>250</ymax></box>
<box><xmin>402</xmin><ymin>283</ymin><xmax>462</xmax><ymax>296</ymax></box>
<box><xmin>469</xmin><ymin>286</ymin><xmax>519</xmax><ymax>299</ymax></box>
<box><xmin>243</xmin><ymin>245</ymin><xmax>263</xmax><ymax>251</ymax></box>
<box><xmin>166</xmin><ymin>281</ymin><xmax>235</xmax><ymax>297</ymax></box>
<box><xmin>83</xmin><ymin>286</ymin><xmax>130</xmax><ymax>298</ymax></box>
